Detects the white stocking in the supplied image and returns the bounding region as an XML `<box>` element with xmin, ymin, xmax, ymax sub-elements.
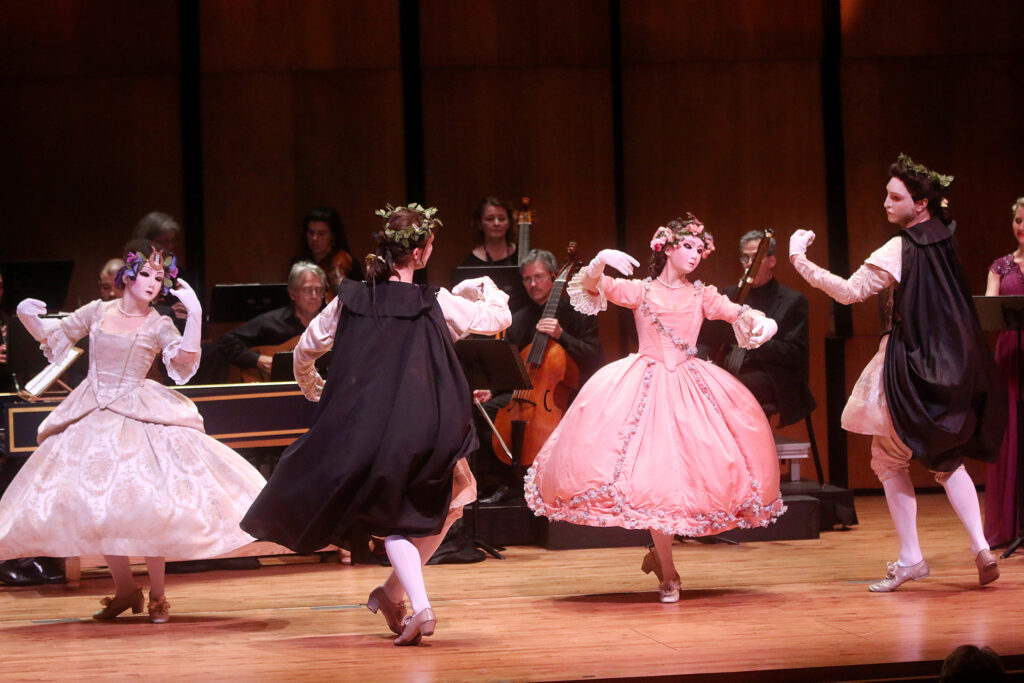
<box><xmin>382</xmin><ymin>509</ymin><xmax>463</xmax><ymax>603</ymax></box>
<box><xmin>384</xmin><ymin>535</ymin><xmax>430</xmax><ymax>614</ymax></box>
<box><xmin>881</xmin><ymin>472</ymin><xmax>924</xmax><ymax>566</ymax></box>
<box><xmin>941</xmin><ymin>467</ymin><xmax>989</xmax><ymax>555</ymax></box>
<box><xmin>144</xmin><ymin>557</ymin><xmax>166</xmax><ymax>600</ymax></box>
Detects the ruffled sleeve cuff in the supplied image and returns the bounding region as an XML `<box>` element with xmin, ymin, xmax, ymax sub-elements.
<box><xmin>731</xmin><ymin>306</ymin><xmax>765</xmax><ymax>350</ymax></box>
<box><xmin>293</xmin><ymin>297</ymin><xmax>341</xmax><ymax>401</ymax></box>
<box><xmin>567</xmin><ymin>270</ymin><xmax>607</xmax><ymax>315</ymax></box>
<box><xmin>161</xmin><ymin>337</ymin><xmax>200</xmax><ymax>385</ymax></box>
<box><xmin>39</xmin><ymin>320</ymin><xmax>72</xmax><ymax>365</ymax></box>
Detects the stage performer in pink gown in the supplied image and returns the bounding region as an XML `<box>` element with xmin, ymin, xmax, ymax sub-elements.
<box><xmin>983</xmin><ymin>195</ymin><xmax>1024</xmax><ymax>548</ymax></box>
<box><xmin>0</xmin><ymin>240</ymin><xmax>266</xmax><ymax>622</ymax></box>
<box><xmin>525</xmin><ymin>214</ymin><xmax>785</xmax><ymax>603</ymax></box>
<box><xmin>789</xmin><ymin>155</ymin><xmax>1005</xmax><ymax>591</ymax></box>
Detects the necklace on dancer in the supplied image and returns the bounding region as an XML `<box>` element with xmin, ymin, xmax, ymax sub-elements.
<box><xmin>117</xmin><ymin>302</ymin><xmax>149</xmax><ymax>317</ymax></box>
<box><xmin>655</xmin><ymin>277</ymin><xmax>688</xmax><ymax>290</ymax></box>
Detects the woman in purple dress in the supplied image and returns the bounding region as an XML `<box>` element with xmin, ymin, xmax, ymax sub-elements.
<box><xmin>983</xmin><ymin>196</ymin><xmax>1024</xmax><ymax>547</ymax></box>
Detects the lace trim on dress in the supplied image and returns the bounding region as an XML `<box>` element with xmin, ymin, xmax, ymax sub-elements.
<box><xmin>39</xmin><ymin>323</ymin><xmax>73</xmax><ymax>365</ymax></box>
<box><xmin>638</xmin><ymin>278</ymin><xmax>701</xmax><ymax>360</ymax></box>
<box><xmin>567</xmin><ymin>270</ymin><xmax>607</xmax><ymax>315</ymax></box>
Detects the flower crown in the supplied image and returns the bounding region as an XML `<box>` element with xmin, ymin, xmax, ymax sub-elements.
<box><xmin>374</xmin><ymin>202</ymin><xmax>443</xmax><ymax>248</ymax></box>
<box><xmin>650</xmin><ymin>215</ymin><xmax>715</xmax><ymax>260</ymax></box>
<box><xmin>119</xmin><ymin>248</ymin><xmax>179</xmax><ymax>294</ymax></box>
<box><xmin>897</xmin><ymin>153</ymin><xmax>954</xmax><ymax>188</ymax></box>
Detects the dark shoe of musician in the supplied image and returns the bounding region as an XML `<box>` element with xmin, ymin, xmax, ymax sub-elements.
<box><xmin>394</xmin><ymin>607</ymin><xmax>436</xmax><ymax>646</ymax></box>
<box><xmin>93</xmin><ymin>587</ymin><xmax>144</xmax><ymax>620</ymax></box>
<box><xmin>975</xmin><ymin>549</ymin><xmax>999</xmax><ymax>586</ymax></box>
<box><xmin>868</xmin><ymin>559</ymin><xmax>929</xmax><ymax>592</ymax></box>
<box><xmin>367</xmin><ymin>586</ymin><xmax>407</xmax><ymax>635</ymax></box>
<box><xmin>0</xmin><ymin>560</ymin><xmax>30</xmax><ymax>586</ymax></box>
<box><xmin>640</xmin><ymin>547</ymin><xmax>664</xmax><ymax>582</ymax></box>
<box><xmin>478</xmin><ymin>483</ymin><xmax>510</xmax><ymax>505</ymax></box>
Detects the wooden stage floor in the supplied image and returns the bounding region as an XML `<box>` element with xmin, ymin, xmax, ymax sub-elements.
<box><xmin>1</xmin><ymin>493</ymin><xmax>1022</xmax><ymax>682</ymax></box>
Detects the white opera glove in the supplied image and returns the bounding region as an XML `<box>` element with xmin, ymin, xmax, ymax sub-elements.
<box><xmin>452</xmin><ymin>276</ymin><xmax>487</xmax><ymax>301</ymax></box>
<box><xmin>789</xmin><ymin>229</ymin><xmax>816</xmax><ymax>259</ymax></box>
<box><xmin>171</xmin><ymin>278</ymin><xmax>203</xmax><ymax>352</ymax></box>
<box><xmin>589</xmin><ymin>249</ymin><xmax>640</xmax><ymax>277</ymax></box>
<box><xmin>748</xmin><ymin>316</ymin><xmax>778</xmax><ymax>348</ymax></box>
<box><xmin>16</xmin><ymin>298</ymin><xmax>49</xmax><ymax>342</ymax></box>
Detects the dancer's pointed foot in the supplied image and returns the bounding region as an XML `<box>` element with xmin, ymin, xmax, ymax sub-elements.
<box><xmin>975</xmin><ymin>549</ymin><xmax>999</xmax><ymax>586</ymax></box>
<box><xmin>868</xmin><ymin>559</ymin><xmax>929</xmax><ymax>592</ymax></box>
<box><xmin>394</xmin><ymin>607</ymin><xmax>436</xmax><ymax>646</ymax></box>
<box><xmin>658</xmin><ymin>573</ymin><xmax>681</xmax><ymax>603</ymax></box>
<box><xmin>147</xmin><ymin>594</ymin><xmax>170</xmax><ymax>624</ymax></box>
<box><xmin>367</xmin><ymin>586</ymin><xmax>407</xmax><ymax>635</ymax></box>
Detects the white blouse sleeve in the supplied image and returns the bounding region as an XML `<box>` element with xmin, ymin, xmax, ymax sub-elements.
<box><xmin>292</xmin><ymin>296</ymin><xmax>342</xmax><ymax>401</ymax></box>
<box><xmin>791</xmin><ymin>238</ymin><xmax>900</xmax><ymax>306</ymax></box>
<box><xmin>437</xmin><ymin>276</ymin><xmax>512</xmax><ymax>340</ymax></box>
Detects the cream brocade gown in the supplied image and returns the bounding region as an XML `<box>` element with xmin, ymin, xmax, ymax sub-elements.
<box><xmin>525</xmin><ymin>275</ymin><xmax>785</xmax><ymax>536</ymax></box>
<box><xmin>0</xmin><ymin>299</ymin><xmax>265</xmax><ymax>559</ymax></box>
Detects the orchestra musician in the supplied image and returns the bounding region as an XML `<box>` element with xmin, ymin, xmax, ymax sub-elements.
<box><xmin>460</xmin><ymin>197</ymin><xmax>518</xmax><ymax>266</ymax></box>
<box><xmin>473</xmin><ymin>249</ymin><xmax>603</xmax><ymax>504</ymax></box>
<box><xmin>697</xmin><ymin>230</ymin><xmax>815</xmax><ymax>427</ymax></box>
<box><xmin>217</xmin><ymin>262</ymin><xmax>328</xmax><ymax>380</ymax></box>
<box><xmin>98</xmin><ymin>258</ymin><xmax>125</xmax><ymax>302</ymax></box>
<box><xmin>292</xmin><ymin>206</ymin><xmax>362</xmax><ymax>289</ymax></box>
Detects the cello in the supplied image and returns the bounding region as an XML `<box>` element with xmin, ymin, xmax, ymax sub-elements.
<box><xmin>492</xmin><ymin>244</ymin><xmax>580</xmax><ymax>466</ymax></box>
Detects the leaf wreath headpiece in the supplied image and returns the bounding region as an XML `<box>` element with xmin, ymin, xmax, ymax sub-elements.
<box><xmin>897</xmin><ymin>153</ymin><xmax>954</xmax><ymax>188</ymax></box>
<box><xmin>374</xmin><ymin>202</ymin><xmax>443</xmax><ymax>248</ymax></box>
<box><xmin>118</xmin><ymin>248</ymin><xmax>179</xmax><ymax>295</ymax></box>
<box><xmin>650</xmin><ymin>213</ymin><xmax>715</xmax><ymax>260</ymax></box>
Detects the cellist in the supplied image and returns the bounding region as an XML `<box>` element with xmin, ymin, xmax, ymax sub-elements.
<box><xmin>473</xmin><ymin>249</ymin><xmax>603</xmax><ymax>503</ymax></box>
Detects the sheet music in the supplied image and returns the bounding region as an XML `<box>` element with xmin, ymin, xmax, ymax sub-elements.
<box><xmin>24</xmin><ymin>347</ymin><xmax>83</xmax><ymax>397</ymax></box>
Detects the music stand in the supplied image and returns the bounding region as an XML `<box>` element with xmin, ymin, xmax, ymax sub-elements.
<box><xmin>455</xmin><ymin>338</ymin><xmax>532</xmax><ymax>559</ymax></box>
<box><xmin>974</xmin><ymin>295</ymin><xmax>1024</xmax><ymax>558</ymax></box>
<box><xmin>207</xmin><ymin>283</ymin><xmax>290</xmax><ymax>323</ymax></box>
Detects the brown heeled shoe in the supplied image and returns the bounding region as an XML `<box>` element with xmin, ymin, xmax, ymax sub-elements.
<box><xmin>394</xmin><ymin>607</ymin><xmax>436</xmax><ymax>646</ymax></box>
<box><xmin>975</xmin><ymin>549</ymin><xmax>999</xmax><ymax>586</ymax></box>
<box><xmin>367</xmin><ymin>586</ymin><xmax>407</xmax><ymax>635</ymax></box>
<box><xmin>92</xmin><ymin>587</ymin><xmax>144</xmax><ymax>620</ymax></box>
<box><xmin>641</xmin><ymin>547</ymin><xmax>664</xmax><ymax>582</ymax></box>
<box><xmin>148</xmin><ymin>594</ymin><xmax>170</xmax><ymax>624</ymax></box>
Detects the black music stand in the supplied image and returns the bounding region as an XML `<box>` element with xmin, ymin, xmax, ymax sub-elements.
<box><xmin>974</xmin><ymin>295</ymin><xmax>1024</xmax><ymax>558</ymax></box>
<box><xmin>455</xmin><ymin>338</ymin><xmax>532</xmax><ymax>560</ymax></box>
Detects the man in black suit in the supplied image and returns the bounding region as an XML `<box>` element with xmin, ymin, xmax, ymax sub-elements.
<box><xmin>699</xmin><ymin>230</ymin><xmax>815</xmax><ymax>427</ymax></box>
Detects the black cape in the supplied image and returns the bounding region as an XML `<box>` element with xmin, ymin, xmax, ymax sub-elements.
<box><xmin>240</xmin><ymin>280</ymin><xmax>478</xmax><ymax>553</ymax></box>
<box><xmin>883</xmin><ymin>218</ymin><xmax>1006</xmax><ymax>470</ymax></box>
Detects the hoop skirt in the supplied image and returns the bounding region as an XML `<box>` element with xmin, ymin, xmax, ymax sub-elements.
<box><xmin>526</xmin><ymin>276</ymin><xmax>785</xmax><ymax>536</ymax></box>
<box><xmin>0</xmin><ymin>300</ymin><xmax>265</xmax><ymax>559</ymax></box>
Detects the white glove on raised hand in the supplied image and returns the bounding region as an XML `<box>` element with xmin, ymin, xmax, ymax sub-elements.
<box><xmin>170</xmin><ymin>278</ymin><xmax>202</xmax><ymax>318</ymax></box>
<box><xmin>748</xmin><ymin>316</ymin><xmax>778</xmax><ymax>348</ymax></box>
<box><xmin>16</xmin><ymin>298</ymin><xmax>49</xmax><ymax>342</ymax></box>
<box><xmin>171</xmin><ymin>279</ymin><xmax>203</xmax><ymax>353</ymax></box>
<box><xmin>452</xmin><ymin>277</ymin><xmax>485</xmax><ymax>301</ymax></box>
<box><xmin>590</xmin><ymin>249</ymin><xmax>640</xmax><ymax>277</ymax></box>
<box><xmin>789</xmin><ymin>229</ymin><xmax>816</xmax><ymax>259</ymax></box>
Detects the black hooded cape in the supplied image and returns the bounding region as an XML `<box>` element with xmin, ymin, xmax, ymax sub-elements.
<box><xmin>883</xmin><ymin>218</ymin><xmax>1006</xmax><ymax>470</ymax></box>
<box><xmin>241</xmin><ymin>279</ymin><xmax>478</xmax><ymax>553</ymax></box>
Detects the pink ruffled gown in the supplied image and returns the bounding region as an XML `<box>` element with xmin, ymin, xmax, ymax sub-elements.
<box><xmin>0</xmin><ymin>299</ymin><xmax>265</xmax><ymax>560</ymax></box>
<box><xmin>525</xmin><ymin>275</ymin><xmax>785</xmax><ymax>535</ymax></box>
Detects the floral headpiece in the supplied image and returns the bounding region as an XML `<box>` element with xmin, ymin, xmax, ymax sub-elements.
<box><xmin>897</xmin><ymin>153</ymin><xmax>954</xmax><ymax>188</ymax></box>
<box><xmin>650</xmin><ymin>215</ymin><xmax>715</xmax><ymax>260</ymax></box>
<box><xmin>374</xmin><ymin>202</ymin><xmax>443</xmax><ymax>248</ymax></box>
<box><xmin>118</xmin><ymin>248</ymin><xmax>179</xmax><ymax>295</ymax></box>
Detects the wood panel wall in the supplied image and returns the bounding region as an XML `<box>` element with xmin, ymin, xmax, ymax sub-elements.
<box><xmin>2</xmin><ymin>0</ymin><xmax>1023</xmax><ymax>490</ymax></box>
